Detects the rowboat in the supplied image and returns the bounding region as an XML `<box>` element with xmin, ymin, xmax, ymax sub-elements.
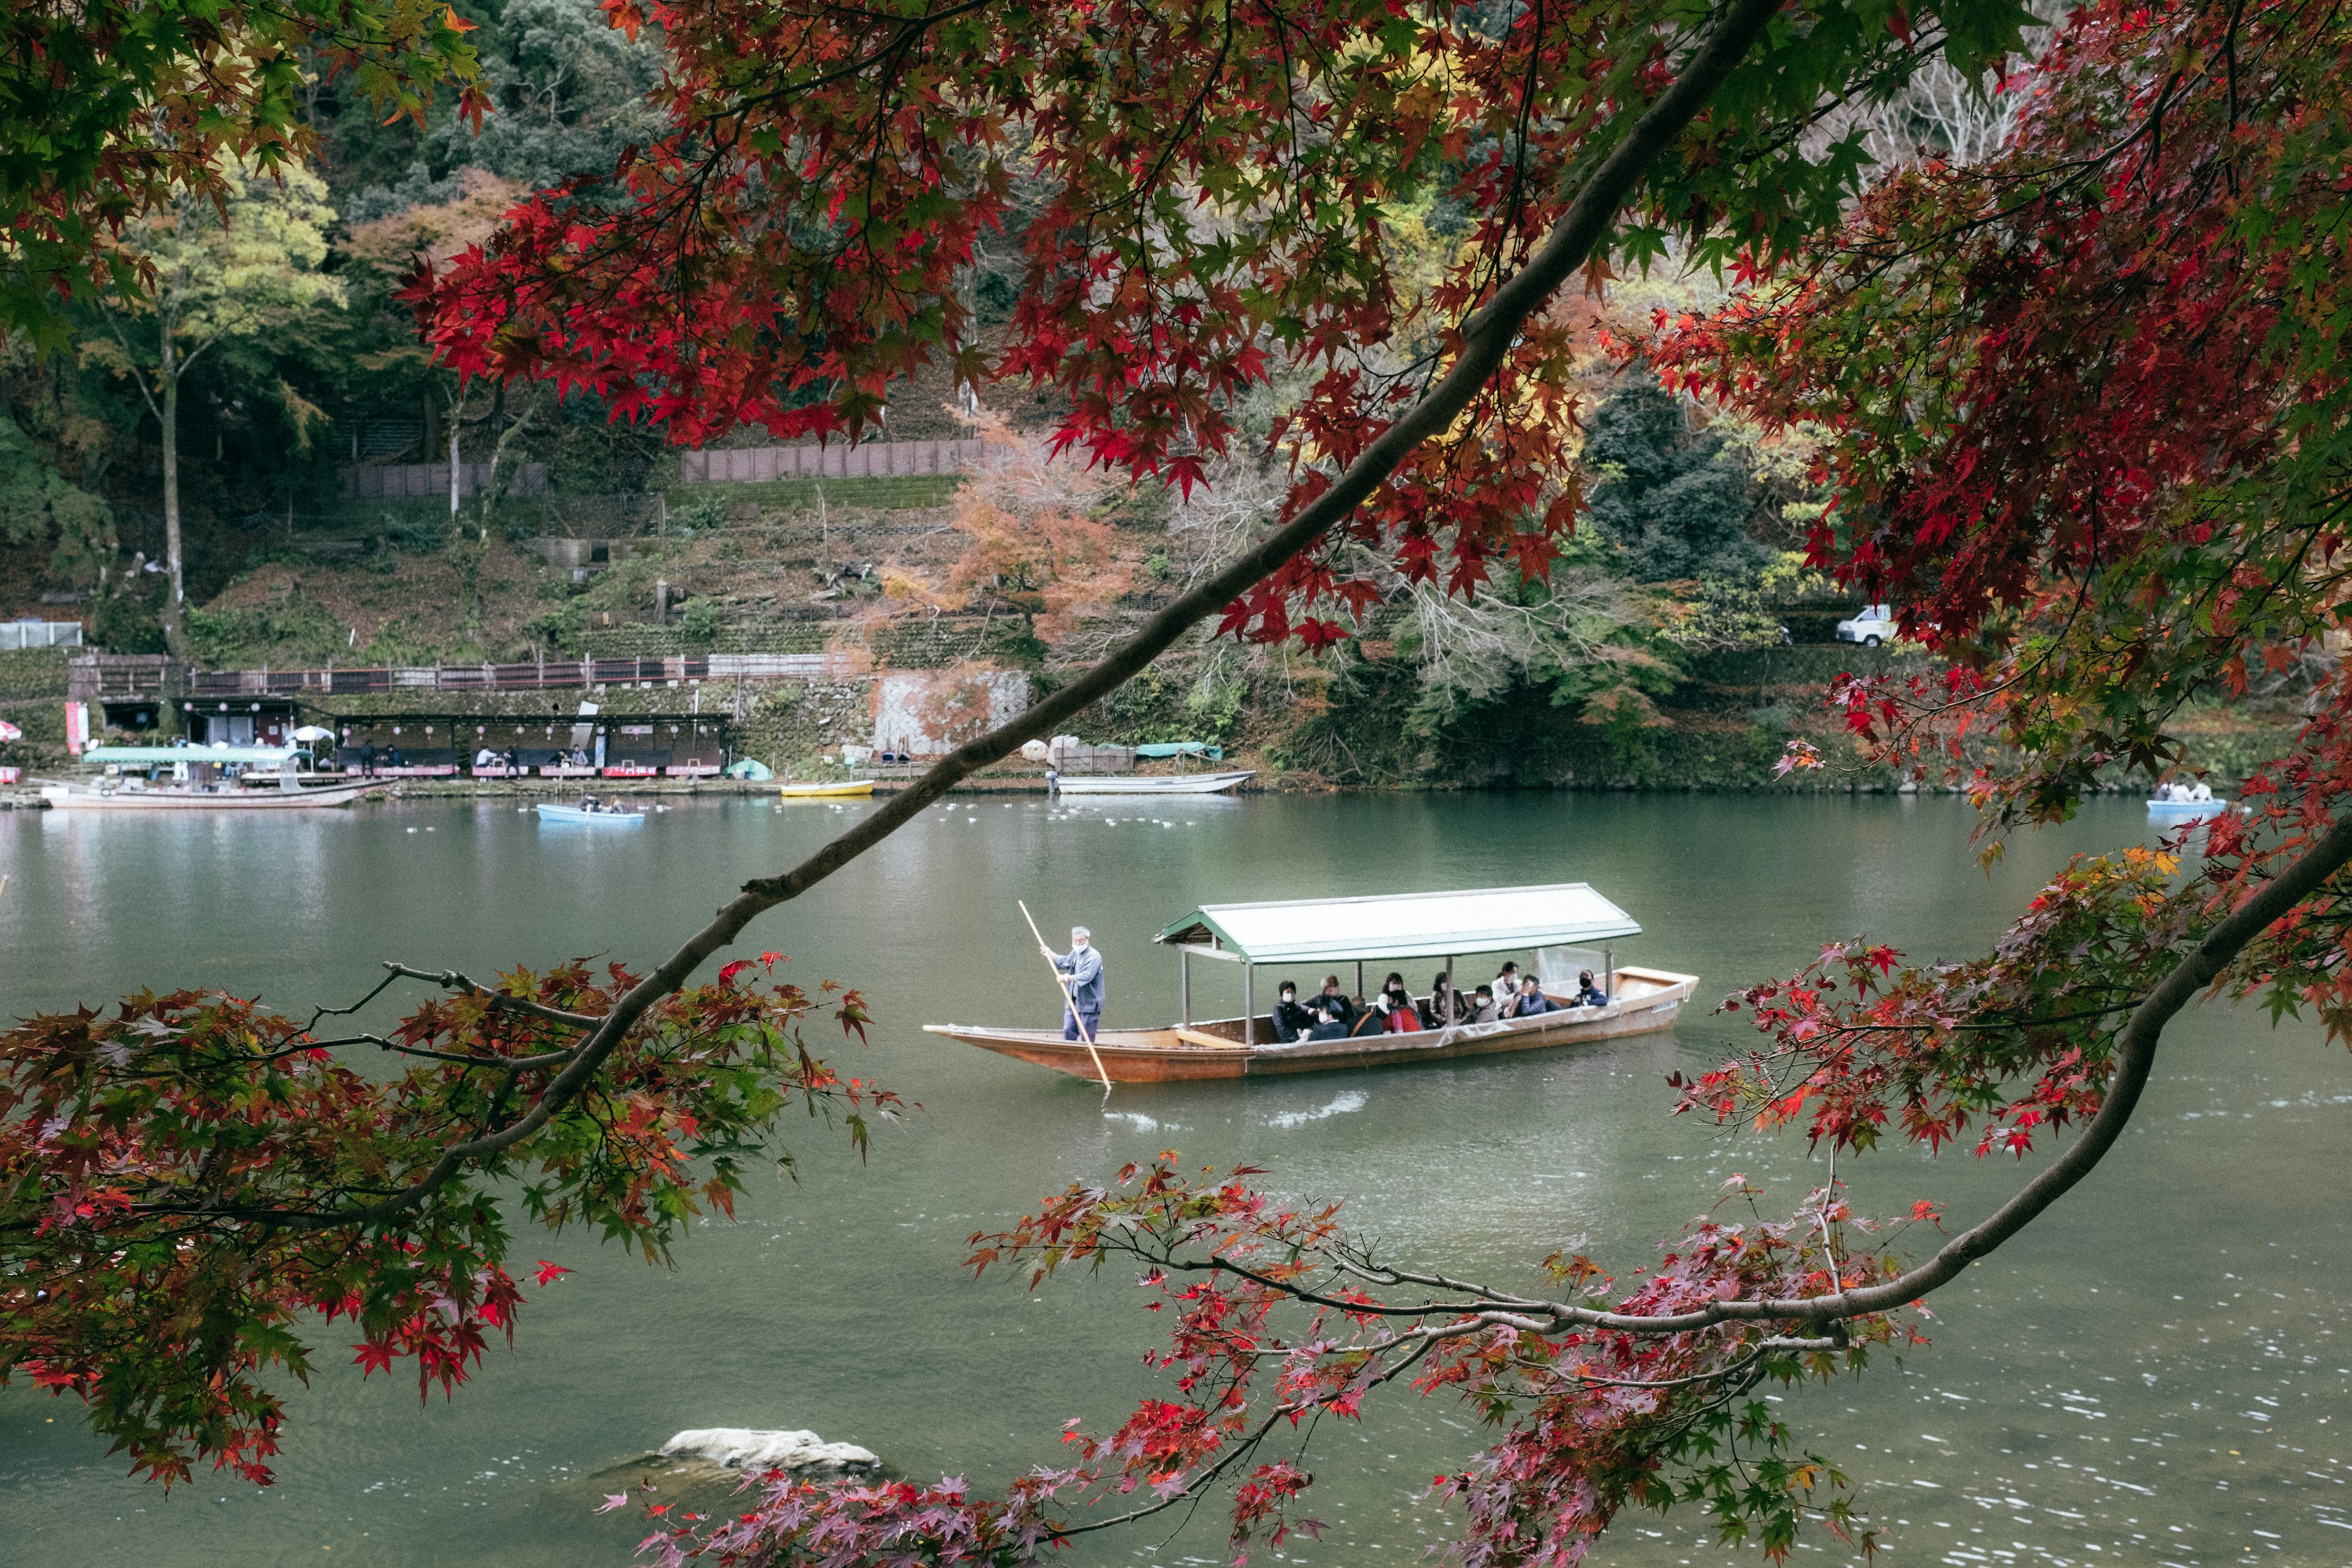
<box><xmin>40</xmin><ymin>777</ymin><xmax>377</xmax><ymax>810</ymax></box>
<box><xmin>535</xmin><ymin>802</ymin><xmax>646</xmax><ymax>826</ymax></box>
<box><xmin>777</xmin><ymin>779</ymin><xmax>876</xmax><ymax>799</ymax></box>
<box><xmin>925</xmin><ymin>882</ymin><xmax>1698</xmax><ymax>1082</ymax></box>
<box><xmin>2147</xmin><ymin>794</ymin><xmax>2230</xmax><ymax>821</ymax></box>
<box><xmin>1054</xmin><ymin>769</ymin><xmax>1254</xmax><ymax>796</ymax></box>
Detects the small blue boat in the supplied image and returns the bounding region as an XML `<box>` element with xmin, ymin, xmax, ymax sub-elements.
<box><xmin>2147</xmin><ymin>796</ymin><xmax>2229</xmax><ymax>822</ymax></box>
<box><xmin>536</xmin><ymin>799</ymin><xmax>646</xmax><ymax>827</ymax></box>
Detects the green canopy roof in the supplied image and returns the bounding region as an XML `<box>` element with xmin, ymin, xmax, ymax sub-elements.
<box><xmin>1155</xmin><ymin>882</ymin><xmax>1640</xmax><ymax>966</ymax></box>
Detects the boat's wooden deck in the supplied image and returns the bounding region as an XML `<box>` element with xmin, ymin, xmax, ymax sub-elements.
<box><xmin>925</xmin><ymin>967</ymin><xmax>1698</xmax><ymax>1081</ymax></box>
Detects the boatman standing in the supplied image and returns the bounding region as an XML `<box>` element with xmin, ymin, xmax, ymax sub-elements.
<box><xmin>1045</xmin><ymin>925</ymin><xmax>1104</xmax><ymax>1041</ymax></box>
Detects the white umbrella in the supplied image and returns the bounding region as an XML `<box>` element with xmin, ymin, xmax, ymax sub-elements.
<box><xmin>0</xmin><ymin>720</ymin><xmax>20</xmax><ymax>741</ymax></box>
<box><xmin>291</xmin><ymin>725</ymin><xmax>335</xmax><ymax>741</ymax></box>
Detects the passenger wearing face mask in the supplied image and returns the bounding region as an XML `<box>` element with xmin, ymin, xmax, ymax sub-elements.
<box><xmin>1272</xmin><ymin>981</ymin><xmax>1317</xmax><ymax>1043</ymax></box>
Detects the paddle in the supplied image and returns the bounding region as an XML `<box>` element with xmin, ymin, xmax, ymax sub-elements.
<box><xmin>1019</xmin><ymin>899</ymin><xmax>1112</xmax><ymax>1096</ymax></box>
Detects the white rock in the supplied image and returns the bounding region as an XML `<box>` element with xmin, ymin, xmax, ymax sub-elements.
<box><xmin>659</xmin><ymin>1428</ymin><xmax>880</xmax><ymax>1476</ymax></box>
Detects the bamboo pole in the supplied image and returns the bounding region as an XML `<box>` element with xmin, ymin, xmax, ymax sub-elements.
<box><xmin>1020</xmin><ymin>900</ymin><xmax>1111</xmax><ymax>1095</ymax></box>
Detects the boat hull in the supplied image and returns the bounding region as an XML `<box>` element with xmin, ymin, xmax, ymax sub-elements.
<box><xmin>777</xmin><ymin>780</ymin><xmax>876</xmax><ymax>799</ymax></box>
<box><xmin>925</xmin><ymin>967</ymin><xmax>1698</xmax><ymax>1081</ymax></box>
<box><xmin>1054</xmin><ymin>770</ymin><xmax>1254</xmax><ymax>796</ymax></box>
<box><xmin>39</xmin><ymin>778</ymin><xmax>378</xmax><ymax>810</ymax></box>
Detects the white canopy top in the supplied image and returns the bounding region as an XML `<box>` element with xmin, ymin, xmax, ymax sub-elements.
<box><xmin>1155</xmin><ymin>882</ymin><xmax>1640</xmax><ymax>966</ymax></box>
<box><xmin>82</xmin><ymin>745</ymin><xmax>298</xmax><ymax>765</ymax></box>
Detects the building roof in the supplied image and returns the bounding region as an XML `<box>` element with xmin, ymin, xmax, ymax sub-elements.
<box><xmin>1154</xmin><ymin>882</ymin><xmax>1641</xmax><ymax>966</ymax></box>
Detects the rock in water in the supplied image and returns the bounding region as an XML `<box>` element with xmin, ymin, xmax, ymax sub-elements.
<box><xmin>659</xmin><ymin>1428</ymin><xmax>880</xmax><ymax>1477</ymax></box>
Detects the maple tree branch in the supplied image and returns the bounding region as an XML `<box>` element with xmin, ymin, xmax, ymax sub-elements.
<box><xmin>380</xmin><ymin>962</ymin><xmax>605</xmax><ymax>1028</ymax></box>
<box><xmin>1522</xmin><ymin>809</ymin><xmax>2352</xmax><ymax>1335</ymax></box>
<box><xmin>230</xmin><ymin>0</ymin><xmax>1786</xmax><ymax>1235</ymax></box>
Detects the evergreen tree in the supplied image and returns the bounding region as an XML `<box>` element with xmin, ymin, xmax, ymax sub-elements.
<box><xmin>1583</xmin><ymin>369</ymin><xmax>1762</xmax><ymax>581</ymax></box>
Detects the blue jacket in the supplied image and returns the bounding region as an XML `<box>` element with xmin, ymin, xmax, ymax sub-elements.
<box><xmin>1054</xmin><ymin>944</ymin><xmax>1106</xmax><ymax>1012</ymax></box>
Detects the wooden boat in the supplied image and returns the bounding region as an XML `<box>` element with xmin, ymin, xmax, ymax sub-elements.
<box><xmin>777</xmin><ymin>779</ymin><xmax>876</xmax><ymax>799</ymax></box>
<box><xmin>1054</xmin><ymin>769</ymin><xmax>1254</xmax><ymax>796</ymax></box>
<box><xmin>535</xmin><ymin>801</ymin><xmax>646</xmax><ymax>826</ymax></box>
<box><xmin>925</xmin><ymin>881</ymin><xmax>1697</xmax><ymax>1082</ymax></box>
<box><xmin>40</xmin><ymin>777</ymin><xmax>377</xmax><ymax>810</ymax></box>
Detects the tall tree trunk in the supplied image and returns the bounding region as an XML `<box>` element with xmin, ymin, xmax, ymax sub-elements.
<box><xmin>159</xmin><ymin>326</ymin><xmax>185</xmax><ymax>654</ymax></box>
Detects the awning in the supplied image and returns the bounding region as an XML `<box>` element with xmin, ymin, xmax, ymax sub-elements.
<box><xmin>1155</xmin><ymin>882</ymin><xmax>1641</xmax><ymax>966</ymax></box>
<box><xmin>83</xmin><ymin>745</ymin><xmax>298</xmax><ymax>765</ymax></box>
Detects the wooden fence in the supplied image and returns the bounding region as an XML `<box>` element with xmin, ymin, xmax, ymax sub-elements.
<box><xmin>340</xmin><ymin>461</ymin><xmax>551</xmax><ymax>500</ymax></box>
<box><xmin>679</xmin><ymin>439</ymin><xmax>984</xmax><ymax>485</ymax></box>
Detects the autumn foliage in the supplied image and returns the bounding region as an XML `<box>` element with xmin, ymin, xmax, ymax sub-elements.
<box><xmin>409</xmin><ymin>0</ymin><xmax>2031</xmax><ymax>647</ymax></box>
<box><xmin>0</xmin><ymin>956</ymin><xmax>889</xmax><ymax>1486</ymax></box>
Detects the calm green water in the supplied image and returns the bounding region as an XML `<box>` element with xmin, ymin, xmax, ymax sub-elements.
<box><xmin>2</xmin><ymin>793</ymin><xmax>2347</xmax><ymax>1568</ymax></box>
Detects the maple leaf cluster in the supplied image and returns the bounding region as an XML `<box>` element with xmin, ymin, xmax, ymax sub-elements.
<box><xmin>0</xmin><ymin>954</ymin><xmax>891</xmax><ymax>1487</ymax></box>
<box><xmin>633</xmin><ymin>1156</ymin><xmax>1921</xmax><ymax>1567</ymax></box>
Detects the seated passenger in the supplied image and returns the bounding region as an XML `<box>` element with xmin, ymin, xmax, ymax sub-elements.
<box><xmin>2190</xmin><ymin>780</ymin><xmax>2214</xmax><ymax>801</ymax></box>
<box><xmin>1380</xmin><ymin>992</ymin><xmax>1420</xmax><ymax>1034</ymax></box>
<box><xmin>1493</xmin><ymin>962</ymin><xmax>1523</xmax><ymax>1006</ymax></box>
<box><xmin>1316</xmin><ymin>976</ymin><xmax>1356</xmax><ymax>1027</ymax></box>
<box><xmin>2154</xmin><ymin>780</ymin><xmax>2175</xmax><ymax>801</ymax></box>
<box><xmin>1351</xmin><ymin>997</ymin><xmax>1392</xmax><ymax>1038</ymax></box>
<box><xmin>1427</xmin><ymin>971</ymin><xmax>1463</xmax><ymax>1025</ymax></box>
<box><xmin>1272</xmin><ymin>982</ymin><xmax>1317</xmax><ymax>1043</ymax></box>
<box><xmin>1466</xmin><ymin>984</ymin><xmax>1499</xmax><ymax>1023</ymax></box>
<box><xmin>1304</xmin><ymin>1003</ymin><xmax>1352</xmax><ymax>1041</ymax></box>
<box><xmin>1513</xmin><ymin>979</ymin><xmax>1556</xmax><ymax>1017</ymax></box>
<box><xmin>1572</xmin><ymin>968</ymin><xmax>1608</xmax><ymax>1007</ymax></box>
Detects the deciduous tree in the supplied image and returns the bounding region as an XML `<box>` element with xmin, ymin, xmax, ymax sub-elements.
<box><xmin>81</xmin><ymin>159</ymin><xmax>345</xmax><ymax>646</ymax></box>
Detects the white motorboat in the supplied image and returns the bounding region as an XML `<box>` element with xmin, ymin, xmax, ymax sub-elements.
<box><xmin>1054</xmin><ymin>769</ymin><xmax>1254</xmax><ymax>796</ymax></box>
<box><xmin>40</xmin><ymin>777</ymin><xmax>378</xmax><ymax>810</ymax></box>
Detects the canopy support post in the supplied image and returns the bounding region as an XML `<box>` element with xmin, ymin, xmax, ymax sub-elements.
<box><xmin>1243</xmin><ymin>964</ymin><xmax>1255</xmax><ymax>1047</ymax></box>
<box><xmin>1603</xmin><ymin>943</ymin><xmax>1614</xmax><ymax>1003</ymax></box>
<box><xmin>1180</xmin><ymin>946</ymin><xmax>1192</xmax><ymax>1028</ymax></box>
<box><xmin>1355</xmin><ymin>960</ymin><xmax>1363</xmax><ymax>1001</ymax></box>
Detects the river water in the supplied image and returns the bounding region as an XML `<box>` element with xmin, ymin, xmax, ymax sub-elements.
<box><xmin>2</xmin><ymin>791</ymin><xmax>2346</xmax><ymax>1568</ymax></box>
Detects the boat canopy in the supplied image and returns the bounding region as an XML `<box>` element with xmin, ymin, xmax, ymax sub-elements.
<box><xmin>1133</xmin><ymin>741</ymin><xmax>1224</xmax><ymax>761</ymax></box>
<box><xmin>83</xmin><ymin>745</ymin><xmax>299</xmax><ymax>765</ymax></box>
<box><xmin>1155</xmin><ymin>881</ymin><xmax>1640</xmax><ymax>966</ymax></box>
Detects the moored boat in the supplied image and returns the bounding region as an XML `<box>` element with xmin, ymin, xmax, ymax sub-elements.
<box><xmin>1053</xmin><ymin>769</ymin><xmax>1254</xmax><ymax>796</ymax></box>
<box><xmin>536</xmin><ymin>800</ymin><xmax>646</xmax><ymax>826</ymax></box>
<box><xmin>41</xmin><ymin>744</ymin><xmax>378</xmax><ymax>809</ymax></box>
<box><xmin>925</xmin><ymin>881</ymin><xmax>1697</xmax><ymax>1081</ymax></box>
<box><xmin>2147</xmin><ymin>794</ymin><xmax>2230</xmax><ymax>820</ymax></box>
<box><xmin>777</xmin><ymin>779</ymin><xmax>876</xmax><ymax>799</ymax></box>
<box><xmin>40</xmin><ymin>777</ymin><xmax>378</xmax><ymax>810</ymax></box>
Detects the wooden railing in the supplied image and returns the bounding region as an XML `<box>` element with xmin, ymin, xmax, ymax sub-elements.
<box><xmin>187</xmin><ymin>651</ymin><xmax>860</xmax><ymax>697</ymax></box>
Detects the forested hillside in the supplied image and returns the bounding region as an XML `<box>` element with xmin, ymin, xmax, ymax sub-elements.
<box><xmin>0</xmin><ymin>0</ymin><xmax>2304</xmax><ymax>788</ymax></box>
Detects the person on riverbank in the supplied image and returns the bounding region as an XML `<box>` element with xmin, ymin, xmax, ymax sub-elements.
<box><xmin>1044</xmin><ymin>926</ymin><xmax>1105</xmax><ymax>1041</ymax></box>
<box><xmin>1273</xmin><ymin>982</ymin><xmax>1316</xmax><ymax>1043</ymax></box>
<box><xmin>360</xmin><ymin>740</ymin><xmax>378</xmax><ymax>777</ymax></box>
